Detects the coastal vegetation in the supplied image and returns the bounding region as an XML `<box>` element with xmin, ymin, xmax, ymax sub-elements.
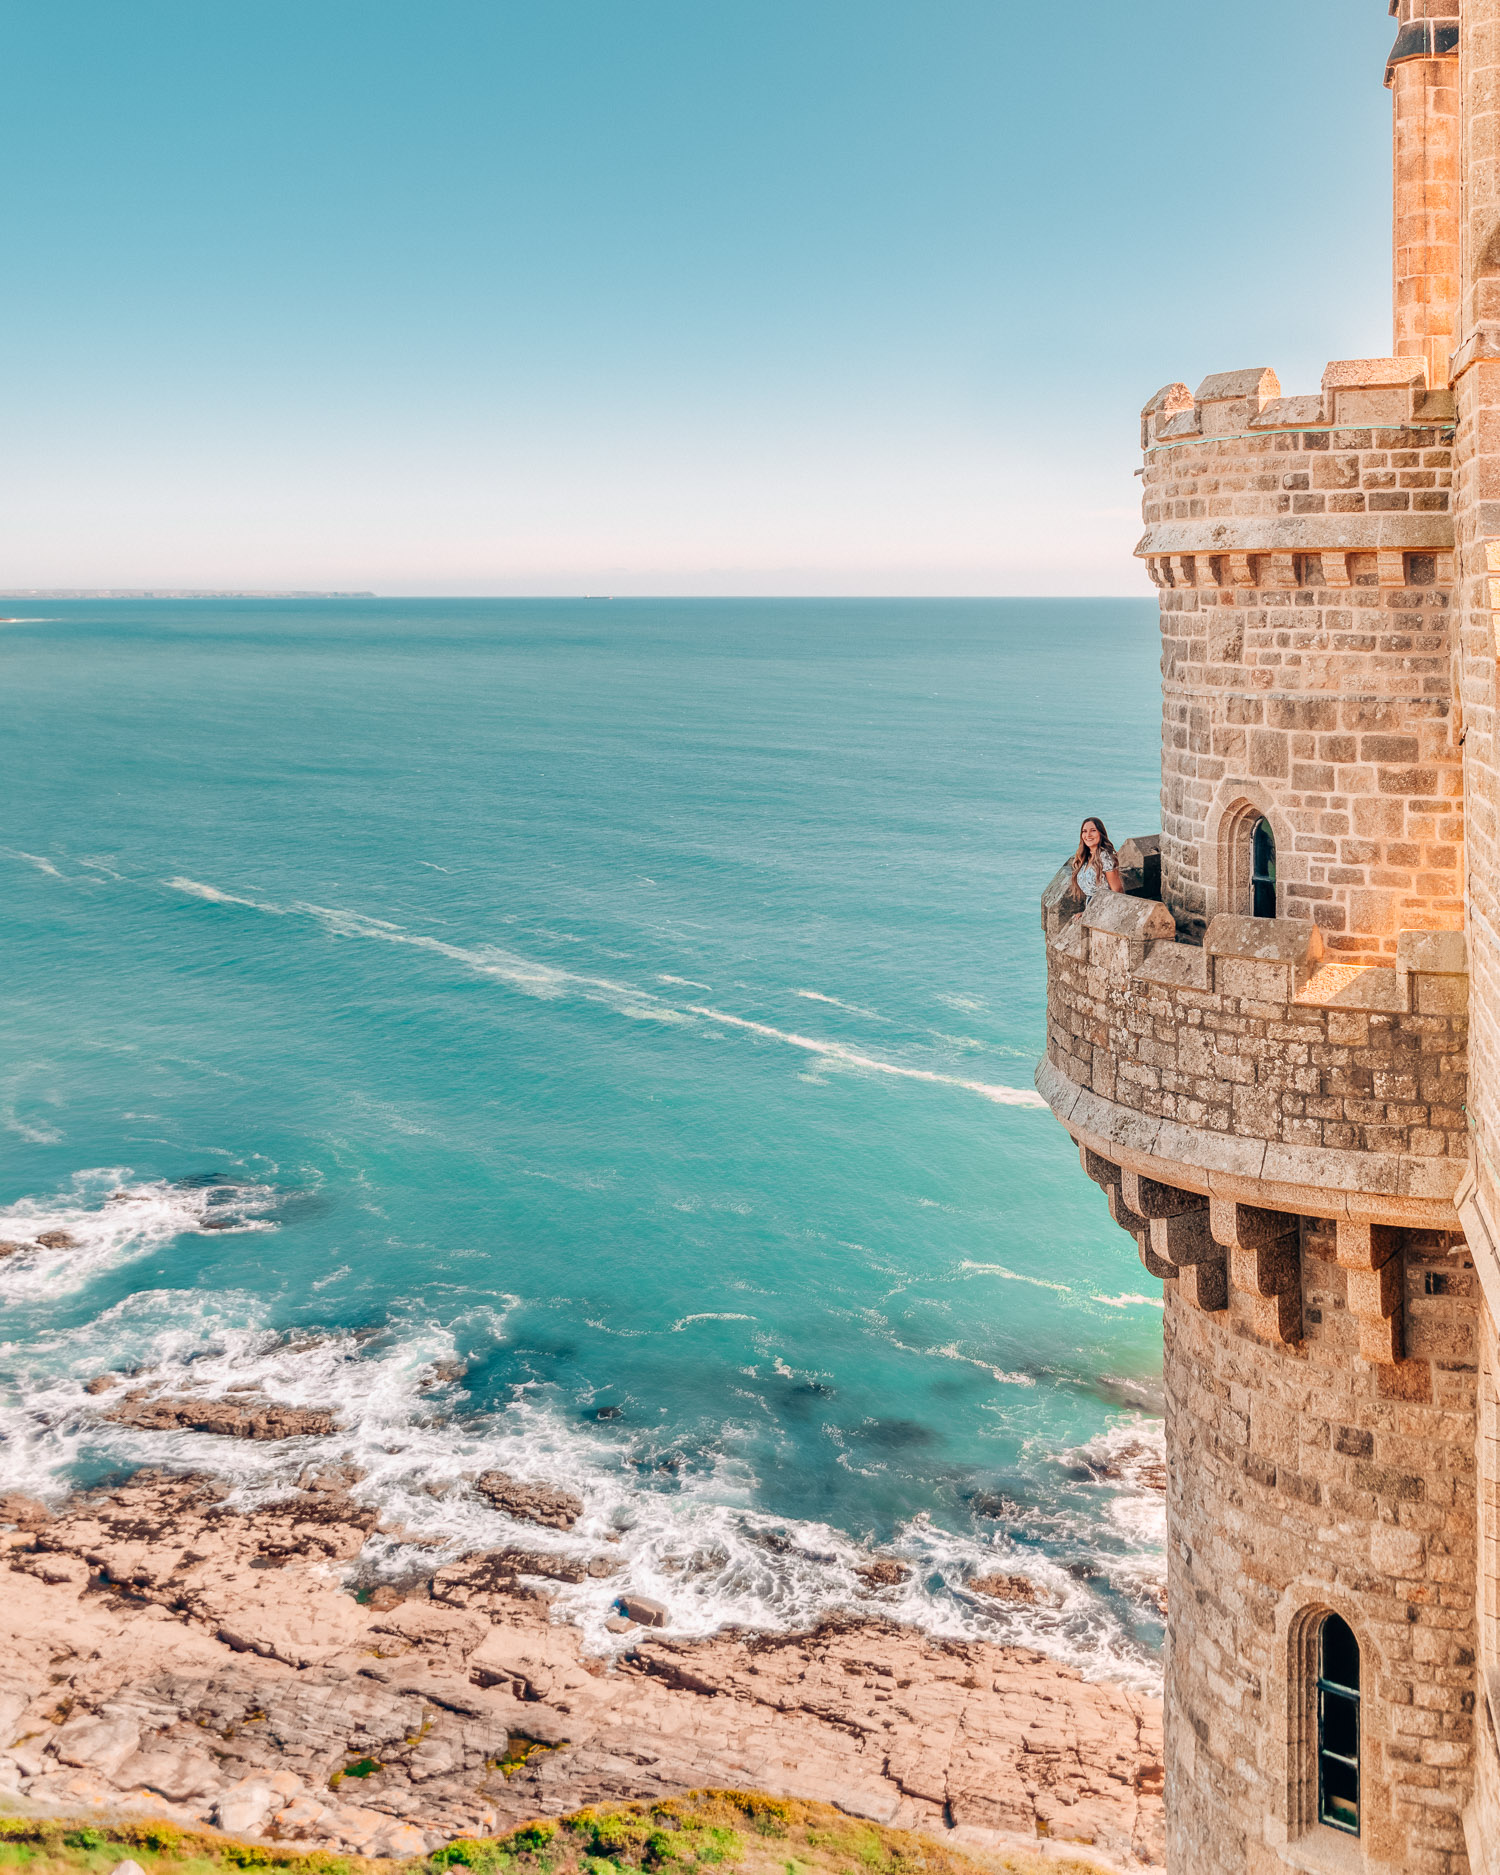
<box><xmin>0</xmin><ymin>1796</ymin><xmax>1115</xmax><ymax>1875</ymax></box>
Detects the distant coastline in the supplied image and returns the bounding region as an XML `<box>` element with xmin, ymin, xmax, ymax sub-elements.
<box><xmin>0</xmin><ymin>588</ymin><xmax>377</xmax><ymax>599</ymax></box>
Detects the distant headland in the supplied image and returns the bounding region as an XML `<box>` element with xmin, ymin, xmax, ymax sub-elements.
<box><xmin>0</xmin><ymin>588</ymin><xmax>377</xmax><ymax>599</ymax></box>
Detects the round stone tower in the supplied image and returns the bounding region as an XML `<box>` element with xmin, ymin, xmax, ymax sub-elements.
<box><xmin>1038</xmin><ymin>7</ymin><xmax>1500</xmax><ymax>1872</ymax></box>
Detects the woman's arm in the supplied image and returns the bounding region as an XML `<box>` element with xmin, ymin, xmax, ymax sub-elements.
<box><xmin>1104</xmin><ymin>857</ymin><xmax>1124</xmax><ymax>893</ymax></box>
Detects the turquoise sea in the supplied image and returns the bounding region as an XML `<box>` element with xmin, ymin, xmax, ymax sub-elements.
<box><xmin>0</xmin><ymin>597</ymin><xmax>1165</xmax><ymax>1683</ymax></box>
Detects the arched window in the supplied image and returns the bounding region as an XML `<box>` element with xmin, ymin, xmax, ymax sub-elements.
<box><xmin>1317</xmin><ymin>1614</ymin><xmax>1360</xmax><ymax>1835</ymax></box>
<box><xmin>1251</xmin><ymin>817</ymin><xmax>1276</xmax><ymax>919</ymax></box>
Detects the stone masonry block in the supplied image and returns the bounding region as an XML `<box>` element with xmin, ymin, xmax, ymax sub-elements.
<box><xmin>1209</xmin><ymin>1198</ymin><xmax>1299</xmax><ymax>1252</ymax></box>
<box><xmin>1358</xmin><ymin>1309</ymin><xmax>1406</xmax><ymax>1365</ymax></box>
<box><xmin>1107</xmin><ymin>1187</ymin><xmax>1150</xmax><ymax>1244</ymax></box>
<box><xmin>1152</xmin><ymin>1208</ymin><xmax>1222</xmax><ymax>1267</ymax></box>
<box><xmin>1140</xmin><ymin>1242</ymin><xmax>1178</xmax><ymax>1283</ymax></box>
<box><xmin>1230</xmin><ymin>1238</ymin><xmax>1302</xmax><ymax>1297</ymax></box>
<box><xmin>1179</xmin><ymin>1258</ymin><xmax>1229</xmax><ymax>1311</ymax></box>
<box><xmin>1121</xmin><ymin>1170</ymin><xmax>1205</xmax><ymax>1219</ymax></box>
<box><xmin>1336</xmin><ymin>1221</ymin><xmax>1401</xmax><ymax>1270</ymax></box>
<box><xmin>1243</xmin><ymin>1288</ymin><xmax>1302</xmax><ymax>1343</ymax></box>
<box><xmin>1348</xmin><ymin>1257</ymin><xmax>1404</xmax><ymax>1319</ymax></box>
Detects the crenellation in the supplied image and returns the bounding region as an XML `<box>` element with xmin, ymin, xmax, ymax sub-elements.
<box><xmin>1038</xmin><ymin>8</ymin><xmax>1500</xmax><ymax>1866</ymax></box>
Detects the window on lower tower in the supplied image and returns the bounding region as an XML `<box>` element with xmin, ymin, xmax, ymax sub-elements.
<box><xmin>1251</xmin><ymin>817</ymin><xmax>1276</xmax><ymax>919</ymax></box>
<box><xmin>1317</xmin><ymin>1614</ymin><xmax>1360</xmax><ymax>1835</ymax></box>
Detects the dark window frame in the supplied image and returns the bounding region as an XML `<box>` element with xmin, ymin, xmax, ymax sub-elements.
<box><xmin>1251</xmin><ymin>817</ymin><xmax>1276</xmax><ymax>919</ymax></box>
<box><xmin>1317</xmin><ymin>1614</ymin><xmax>1360</xmax><ymax>1836</ymax></box>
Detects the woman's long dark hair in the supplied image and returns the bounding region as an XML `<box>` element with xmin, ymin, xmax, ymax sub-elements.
<box><xmin>1070</xmin><ymin>816</ymin><xmax>1116</xmax><ymax>879</ymax></box>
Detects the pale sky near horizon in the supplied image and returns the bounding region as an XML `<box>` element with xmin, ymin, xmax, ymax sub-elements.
<box><xmin>1</xmin><ymin>1</ymin><xmax>1397</xmax><ymax>597</ymax></box>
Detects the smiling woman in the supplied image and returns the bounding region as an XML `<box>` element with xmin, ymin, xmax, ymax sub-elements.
<box><xmin>0</xmin><ymin>594</ymin><xmax>1165</xmax><ymax>1680</ymax></box>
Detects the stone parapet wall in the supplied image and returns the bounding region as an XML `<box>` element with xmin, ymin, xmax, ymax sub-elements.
<box><xmin>1040</xmin><ymin>878</ymin><xmax>1469</xmax><ymax>1222</ymax></box>
<box><xmin>1138</xmin><ymin>360</ymin><xmax>1463</xmax><ymax>958</ymax></box>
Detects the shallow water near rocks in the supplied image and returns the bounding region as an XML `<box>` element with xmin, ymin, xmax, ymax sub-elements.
<box><xmin>0</xmin><ymin>596</ymin><xmax>1165</xmax><ymax>1683</ymax></box>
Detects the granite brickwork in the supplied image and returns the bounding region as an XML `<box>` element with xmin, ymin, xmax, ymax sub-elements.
<box><xmin>1160</xmin><ymin>1241</ymin><xmax>1478</xmax><ymax>1875</ymax></box>
<box><xmin>1032</xmin><ymin>7</ymin><xmax>1500</xmax><ymax>1869</ymax></box>
<box><xmin>1138</xmin><ymin>377</ymin><xmax>1463</xmax><ymax>960</ymax></box>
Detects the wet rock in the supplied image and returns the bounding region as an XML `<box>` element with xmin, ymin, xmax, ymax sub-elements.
<box><xmin>84</xmin><ymin>1375</ymin><xmax>119</xmax><ymax>1395</ymax></box>
<box><xmin>103</xmin><ymin>1393</ymin><xmax>338</xmax><ymax>1441</ymax></box>
<box><xmin>473</xmin><ymin>1471</ymin><xmax>583</xmax><ymax>1529</ymax></box>
<box><xmin>586</xmin><ymin>1555</ymin><xmax>622</xmax><ymax>1578</ymax></box>
<box><xmin>364</xmin><ymin>1585</ymin><xmax>405</xmax><ymax>1612</ymax></box>
<box><xmin>855</xmin><ymin>1559</ymin><xmax>911</xmax><ymax>1589</ymax></box>
<box><xmin>0</xmin><ymin>1241</ymin><xmax>34</xmax><ymax>1261</ymax></box>
<box><xmin>617</xmin><ymin>1594</ymin><xmax>669</xmax><ymax>1629</ymax></box>
<box><xmin>967</xmin><ymin>1491</ymin><xmax>1020</xmax><ymax>1520</ymax></box>
<box><xmin>1097</xmin><ymin>1440</ymin><xmax>1168</xmax><ymax>1493</ymax></box>
<box><xmin>34</xmin><ymin>1230</ymin><xmax>78</xmax><ymax>1250</ymax></box>
<box><xmin>419</xmin><ymin>1359</ymin><xmax>468</xmax><ymax>1391</ymax></box>
<box><xmin>297</xmin><ymin>1463</ymin><xmax>367</xmax><ymax>1493</ymax></box>
<box><xmin>592</xmin><ymin>1406</ymin><xmax>622</xmax><ymax>1421</ymax></box>
<box><xmin>968</xmin><ymin>1572</ymin><xmax>1043</xmax><ymax>1605</ymax></box>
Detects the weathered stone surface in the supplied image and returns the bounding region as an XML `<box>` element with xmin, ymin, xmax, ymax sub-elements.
<box><xmin>103</xmin><ymin>1393</ymin><xmax>339</xmax><ymax>1441</ymax></box>
<box><xmin>473</xmin><ymin>1471</ymin><xmax>584</xmax><ymax>1529</ymax></box>
<box><xmin>966</xmin><ymin>1573</ymin><xmax>1042</xmax><ymax>1605</ymax></box>
<box><xmin>0</xmin><ymin>1473</ymin><xmax>1165</xmax><ymax>1869</ymax></box>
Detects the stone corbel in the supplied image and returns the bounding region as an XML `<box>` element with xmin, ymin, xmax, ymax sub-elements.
<box><xmin>1122</xmin><ymin>1174</ymin><xmax>1227</xmax><ymax>1310</ymax></box>
<box><xmin>1227</xmin><ymin>552</ymin><xmax>1256</xmax><ymax>588</ymax></box>
<box><xmin>1377</xmin><ymin>549</ymin><xmax>1405</xmax><ymax>589</ymax></box>
<box><xmin>1335</xmin><ymin>1221</ymin><xmax>1404</xmax><ymax>1364</ymax></box>
<box><xmin>1078</xmin><ymin>1147</ymin><xmax>1178</xmax><ymax>1284</ymax></box>
<box><xmin>1213</xmin><ymin>1199</ymin><xmax>1302</xmax><ymax>1342</ymax></box>
<box><xmin>1319</xmin><ymin>551</ymin><xmax>1350</xmax><ymax>589</ymax></box>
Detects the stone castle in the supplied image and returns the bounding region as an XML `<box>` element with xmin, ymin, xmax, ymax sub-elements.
<box><xmin>1037</xmin><ymin>5</ymin><xmax>1500</xmax><ymax>1870</ymax></box>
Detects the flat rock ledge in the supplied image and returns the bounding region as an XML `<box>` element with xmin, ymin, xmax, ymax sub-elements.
<box><xmin>0</xmin><ymin>1475</ymin><xmax>1163</xmax><ymax>1872</ymax></box>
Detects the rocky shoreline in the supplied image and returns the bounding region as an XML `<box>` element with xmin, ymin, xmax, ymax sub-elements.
<box><xmin>0</xmin><ymin>1453</ymin><xmax>1165</xmax><ymax>1873</ymax></box>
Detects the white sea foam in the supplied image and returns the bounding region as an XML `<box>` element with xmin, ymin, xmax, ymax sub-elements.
<box><xmin>0</xmin><ymin>1275</ymin><xmax>1163</xmax><ymax>1688</ymax></box>
<box><xmin>160</xmin><ymin>877</ymin><xmax>1048</xmax><ymax>1112</ymax></box>
<box><xmin>2</xmin><ymin>1108</ymin><xmax>63</xmax><ymax>1146</ymax></box>
<box><xmin>791</xmin><ymin>990</ymin><xmax>887</xmax><ymax>1021</ymax></box>
<box><xmin>671</xmin><ymin>1312</ymin><xmax>754</xmax><ymax>1332</ymax></box>
<box><xmin>0</xmin><ymin>1170</ymin><xmax>279</xmax><ymax>1303</ymax></box>
<box><xmin>959</xmin><ymin>1259</ymin><xmax>1071</xmax><ymax>1292</ymax></box>
<box><xmin>301</xmin><ymin>903</ymin><xmax>688</xmax><ymax>1025</ymax></box>
<box><xmin>686</xmin><ymin>1006</ymin><xmax>1046</xmax><ymax>1108</ymax></box>
<box><xmin>163</xmin><ymin>876</ymin><xmax>281</xmax><ymax>912</ymax></box>
<box><xmin>1093</xmin><ymin>1292</ymin><xmax>1166</xmax><ymax>1311</ymax></box>
<box><xmin>1066</xmin><ymin>1421</ymin><xmax>1167</xmax><ymax>1614</ymax></box>
<box><xmin>3</xmin><ymin>848</ymin><xmax>64</xmax><ymax>878</ymax></box>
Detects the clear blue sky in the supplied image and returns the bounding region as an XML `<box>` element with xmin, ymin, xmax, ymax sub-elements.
<box><xmin>0</xmin><ymin>1</ymin><xmax>1396</xmax><ymax>595</ymax></box>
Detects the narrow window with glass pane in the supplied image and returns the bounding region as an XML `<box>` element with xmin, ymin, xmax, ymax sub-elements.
<box><xmin>1317</xmin><ymin>1614</ymin><xmax>1360</xmax><ymax>1835</ymax></box>
<box><xmin>1251</xmin><ymin>817</ymin><xmax>1276</xmax><ymax>918</ymax></box>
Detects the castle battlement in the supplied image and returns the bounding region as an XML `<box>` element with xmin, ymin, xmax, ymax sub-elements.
<box><xmin>1033</xmin><ymin>7</ymin><xmax>1500</xmax><ymax>1869</ymax></box>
